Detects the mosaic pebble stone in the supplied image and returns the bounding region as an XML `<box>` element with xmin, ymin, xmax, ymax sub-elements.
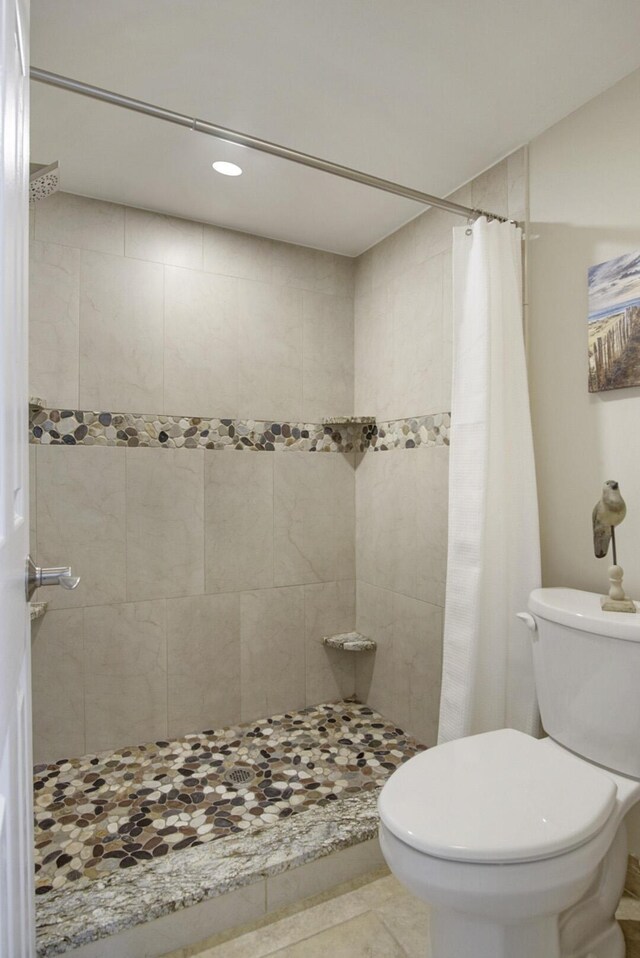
<box><xmin>29</xmin><ymin>409</ymin><xmax>450</xmax><ymax>453</ymax></box>
<box><xmin>33</xmin><ymin>702</ymin><xmax>423</xmax><ymax>897</ymax></box>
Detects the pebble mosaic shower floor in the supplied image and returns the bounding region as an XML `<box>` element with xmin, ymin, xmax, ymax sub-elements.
<box><xmin>34</xmin><ymin>702</ymin><xmax>424</xmax><ymax>898</ymax></box>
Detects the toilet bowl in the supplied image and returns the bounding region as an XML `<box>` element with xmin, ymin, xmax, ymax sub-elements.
<box><xmin>378</xmin><ymin>588</ymin><xmax>640</xmax><ymax>958</ymax></box>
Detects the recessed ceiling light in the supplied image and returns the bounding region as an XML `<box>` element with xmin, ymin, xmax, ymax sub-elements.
<box><xmin>212</xmin><ymin>161</ymin><xmax>243</xmax><ymax>177</ymax></box>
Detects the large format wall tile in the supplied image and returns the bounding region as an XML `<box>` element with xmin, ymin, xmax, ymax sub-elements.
<box><xmin>203</xmin><ymin>225</ymin><xmax>275</xmax><ymax>283</ymax></box>
<box><xmin>303</xmin><ymin>580</ymin><xmax>356</xmax><ymax>705</ymax></box>
<box><xmin>274</xmin><ymin>453</ymin><xmax>355</xmax><ymax>586</ymax></box>
<box><xmin>354</xmin><ymin>581</ymin><xmax>395</xmax><ymax>721</ymax></box>
<box><xmin>272</xmin><ymin>242</ymin><xmax>354</xmax><ymax>296</ymax></box>
<box><xmin>388</xmin><ymin>255</ymin><xmax>444</xmax><ymax>420</ymax></box>
<box><xmin>29</xmin><ymin>241</ymin><xmax>80</xmax><ymax>408</ymax></box>
<box><xmin>35</xmin><ymin>192</ymin><xmax>124</xmax><ymax>256</ymax></box>
<box><xmin>35</xmin><ymin>445</ymin><xmax>126</xmax><ymax>609</ymax></box>
<box><xmin>31</xmin><ymin>609</ymin><xmax>85</xmax><ymax>763</ymax></box>
<box><xmin>302</xmin><ymin>291</ymin><xmax>353</xmax><ymax>421</ymax></box>
<box><xmin>355</xmin><ymin>450</ymin><xmax>418</xmax><ymax>598</ymax></box>
<box><xmin>124</xmin><ymin>207</ymin><xmax>203</xmax><ymax>270</ymax></box>
<box><xmin>126</xmin><ymin>448</ymin><xmax>204</xmax><ymax>600</ymax></box>
<box><xmin>237</xmin><ymin>281</ymin><xmax>303</xmax><ymax>421</ymax></box>
<box><xmin>163</xmin><ymin>267</ymin><xmax>238</xmax><ymax>417</ymax></box>
<box><xmin>84</xmin><ymin>601</ymin><xmax>167</xmax><ymax>752</ymax></box>
<box><xmin>355</xmin><ymin>585</ymin><xmax>443</xmax><ymax>746</ymax></box>
<box><xmin>167</xmin><ymin>593</ymin><xmax>241</xmax><ymax>738</ymax></box>
<box><xmin>240</xmin><ymin>586</ymin><xmax>305</xmax><ymax>722</ymax></box>
<box><xmin>204</xmin><ymin>453</ymin><xmax>274</xmax><ymax>594</ymax></box>
<box><xmin>79</xmin><ymin>250</ymin><xmax>164</xmax><ymax>412</ymax></box>
<box><xmin>415</xmin><ymin>446</ymin><xmax>449</xmax><ymax>608</ymax></box>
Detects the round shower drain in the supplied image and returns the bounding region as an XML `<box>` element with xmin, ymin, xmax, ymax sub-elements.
<box><xmin>226</xmin><ymin>766</ymin><xmax>254</xmax><ymax>785</ymax></box>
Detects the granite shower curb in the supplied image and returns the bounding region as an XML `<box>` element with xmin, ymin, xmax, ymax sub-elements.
<box><xmin>35</xmin><ymin>790</ymin><xmax>380</xmax><ymax>956</ymax></box>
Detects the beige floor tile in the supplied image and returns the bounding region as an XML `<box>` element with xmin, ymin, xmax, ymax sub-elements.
<box><xmin>267</xmin><ymin>912</ymin><xmax>407</xmax><ymax>958</ymax></box>
<box><xmin>376</xmin><ymin>891</ymin><xmax>430</xmax><ymax>958</ymax></box>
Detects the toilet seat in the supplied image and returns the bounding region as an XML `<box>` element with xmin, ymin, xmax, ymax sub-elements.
<box><xmin>378</xmin><ymin>729</ymin><xmax>617</xmax><ymax>865</ymax></box>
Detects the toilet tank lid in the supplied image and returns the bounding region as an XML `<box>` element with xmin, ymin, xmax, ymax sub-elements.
<box><xmin>378</xmin><ymin>729</ymin><xmax>617</xmax><ymax>864</ymax></box>
<box><xmin>529</xmin><ymin>588</ymin><xmax>640</xmax><ymax>642</ymax></box>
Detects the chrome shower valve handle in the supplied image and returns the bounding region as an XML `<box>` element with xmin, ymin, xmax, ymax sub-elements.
<box><xmin>25</xmin><ymin>555</ymin><xmax>81</xmax><ymax>601</ymax></box>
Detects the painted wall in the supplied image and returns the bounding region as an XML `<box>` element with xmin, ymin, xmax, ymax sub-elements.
<box><xmin>353</xmin><ymin>150</ymin><xmax>526</xmax><ymax>746</ymax></box>
<box><xmin>29</xmin><ymin>193</ymin><xmax>356</xmax><ymax>762</ymax></box>
<box><xmin>528</xmin><ymin>67</ymin><xmax>640</xmax><ymax>851</ymax></box>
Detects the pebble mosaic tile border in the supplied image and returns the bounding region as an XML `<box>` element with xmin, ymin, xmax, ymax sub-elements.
<box><xmin>29</xmin><ymin>408</ymin><xmax>450</xmax><ymax>452</ymax></box>
<box><xmin>34</xmin><ymin>702</ymin><xmax>423</xmax><ymax>899</ymax></box>
<box><xmin>365</xmin><ymin>412</ymin><xmax>450</xmax><ymax>451</ymax></box>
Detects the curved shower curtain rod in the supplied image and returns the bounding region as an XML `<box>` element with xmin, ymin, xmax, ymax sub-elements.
<box><xmin>30</xmin><ymin>66</ymin><xmax>514</xmax><ymax>226</ymax></box>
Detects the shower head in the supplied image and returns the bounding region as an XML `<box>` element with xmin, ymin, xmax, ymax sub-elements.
<box><xmin>29</xmin><ymin>161</ymin><xmax>59</xmax><ymax>201</ymax></box>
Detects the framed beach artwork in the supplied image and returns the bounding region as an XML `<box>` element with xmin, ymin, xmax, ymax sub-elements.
<box><xmin>588</xmin><ymin>251</ymin><xmax>640</xmax><ymax>392</ymax></box>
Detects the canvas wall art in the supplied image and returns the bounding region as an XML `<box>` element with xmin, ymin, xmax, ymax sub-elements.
<box><xmin>588</xmin><ymin>251</ymin><xmax>640</xmax><ymax>392</ymax></box>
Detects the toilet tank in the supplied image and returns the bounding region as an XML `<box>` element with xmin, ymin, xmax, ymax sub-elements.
<box><xmin>528</xmin><ymin>588</ymin><xmax>640</xmax><ymax>779</ymax></box>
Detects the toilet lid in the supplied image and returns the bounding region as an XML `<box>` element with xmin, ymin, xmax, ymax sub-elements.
<box><xmin>378</xmin><ymin>729</ymin><xmax>617</xmax><ymax>864</ymax></box>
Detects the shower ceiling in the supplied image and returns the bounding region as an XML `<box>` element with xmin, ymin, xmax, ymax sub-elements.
<box><xmin>30</xmin><ymin>0</ymin><xmax>640</xmax><ymax>256</ymax></box>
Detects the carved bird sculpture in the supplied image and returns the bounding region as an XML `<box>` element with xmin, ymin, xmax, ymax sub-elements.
<box><xmin>592</xmin><ymin>480</ymin><xmax>627</xmax><ymax>560</ymax></box>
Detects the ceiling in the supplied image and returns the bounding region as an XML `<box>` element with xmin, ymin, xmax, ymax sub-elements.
<box><xmin>30</xmin><ymin>1</ymin><xmax>640</xmax><ymax>256</ymax></box>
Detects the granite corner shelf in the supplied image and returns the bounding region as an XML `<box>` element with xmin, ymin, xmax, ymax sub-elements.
<box><xmin>29</xmin><ymin>396</ymin><xmax>46</xmax><ymax>410</ymax></box>
<box><xmin>321</xmin><ymin>416</ymin><xmax>376</xmax><ymax>427</ymax></box>
<box><xmin>322</xmin><ymin>631</ymin><xmax>377</xmax><ymax>653</ymax></box>
<box><xmin>30</xmin><ymin>601</ymin><xmax>48</xmax><ymax>622</ymax></box>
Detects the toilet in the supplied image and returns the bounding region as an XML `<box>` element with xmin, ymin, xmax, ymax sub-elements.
<box><xmin>378</xmin><ymin>588</ymin><xmax>640</xmax><ymax>958</ymax></box>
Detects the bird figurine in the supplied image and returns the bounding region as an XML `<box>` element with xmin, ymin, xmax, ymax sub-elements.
<box><xmin>592</xmin><ymin>480</ymin><xmax>626</xmax><ymax>562</ymax></box>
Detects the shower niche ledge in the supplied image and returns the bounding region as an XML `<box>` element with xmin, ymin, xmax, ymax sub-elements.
<box><xmin>322</xmin><ymin>631</ymin><xmax>377</xmax><ymax>652</ymax></box>
<box><xmin>322</xmin><ymin>415</ymin><xmax>376</xmax><ymax>426</ymax></box>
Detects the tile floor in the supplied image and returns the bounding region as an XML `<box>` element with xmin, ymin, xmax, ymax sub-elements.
<box><xmin>164</xmin><ymin>871</ymin><xmax>640</xmax><ymax>958</ymax></box>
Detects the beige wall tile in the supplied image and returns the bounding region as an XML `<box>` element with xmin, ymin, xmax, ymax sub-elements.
<box><xmin>274</xmin><ymin>454</ymin><xmax>355</xmax><ymax>587</ymax></box>
<box><xmin>29</xmin><ymin>445</ymin><xmax>37</xmax><ymax>554</ymax></box>
<box><xmin>413</xmin><ymin>183</ymin><xmax>470</xmax><ymax>265</ymax></box>
<box><xmin>390</xmin><ymin>593</ymin><xmax>443</xmax><ymax>745</ymax></box>
<box><xmin>84</xmin><ymin>601</ymin><xmax>167</xmax><ymax>752</ymax></box>
<box><xmin>266</xmin><ymin>838</ymin><xmax>384</xmax><ymax>912</ymax></box>
<box><xmin>126</xmin><ymin>448</ymin><xmax>204</xmax><ymax>600</ymax></box>
<box><xmin>388</xmin><ymin>255</ymin><xmax>444</xmax><ymax>420</ymax></box>
<box><xmin>302</xmin><ymin>291</ymin><xmax>354</xmax><ymax>421</ymax></box>
<box><xmin>164</xmin><ymin>268</ymin><xmax>238</xmax><ymax>417</ymax></box>
<box><xmin>304</xmin><ymin>580</ymin><xmax>356</xmax><ymax>705</ymax></box>
<box><xmin>35</xmin><ymin>191</ymin><xmax>124</xmax><ymax>255</ymax></box>
<box><xmin>29</xmin><ymin>241</ymin><xmax>80</xmax><ymax>408</ymax></box>
<box><xmin>31</xmin><ymin>609</ymin><xmax>85</xmax><ymax>763</ymax></box>
<box><xmin>272</xmin><ymin>243</ymin><xmax>354</xmax><ymax>297</ymax></box>
<box><xmin>125</xmin><ymin>207</ymin><xmax>203</xmax><ymax>269</ymax></box>
<box><xmin>237</xmin><ymin>280</ymin><xmax>303</xmax><ymax>421</ymax></box>
<box><xmin>355</xmin><ymin>581</ymin><xmax>395</xmax><ymax>719</ymax></box>
<box><xmin>441</xmin><ymin>249</ymin><xmax>453</xmax><ymax>412</ymax></box>
<box><xmin>369</xmin><ymin>216</ymin><xmax>418</xmax><ymax>291</ymax></box>
<box><xmin>355</xmin><ymin>451</ymin><xmax>417</xmax><ymax>598</ymax></box>
<box><xmin>203</xmin><ymin>225</ymin><xmax>274</xmax><ymax>283</ymax></box>
<box><xmin>471</xmin><ymin>159</ymin><xmax>509</xmax><ymax>218</ymax></box>
<box><xmin>35</xmin><ymin>445</ymin><xmax>126</xmax><ymax>609</ymax></box>
<box><xmin>79</xmin><ymin>249</ymin><xmax>164</xmax><ymax>412</ymax></box>
<box><xmin>414</xmin><ymin>446</ymin><xmax>449</xmax><ymax>608</ymax></box>
<box><xmin>240</xmin><ymin>586</ymin><xmax>305</xmax><ymax>722</ymax></box>
<box><xmin>507</xmin><ymin>146</ymin><xmax>527</xmax><ymax>221</ymax></box>
<box><xmin>204</xmin><ymin>453</ymin><xmax>274</xmax><ymax>594</ymax></box>
<box><xmin>167</xmin><ymin>593</ymin><xmax>241</xmax><ymax>738</ymax></box>
<box><xmin>356</xmin><ymin>584</ymin><xmax>442</xmax><ymax>743</ymax></box>
<box><xmin>353</xmin><ymin>284</ymin><xmax>390</xmax><ymax>420</ymax></box>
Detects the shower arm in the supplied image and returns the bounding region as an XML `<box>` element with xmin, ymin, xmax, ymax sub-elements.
<box><xmin>30</xmin><ymin>66</ymin><xmax>514</xmax><ymax>226</ymax></box>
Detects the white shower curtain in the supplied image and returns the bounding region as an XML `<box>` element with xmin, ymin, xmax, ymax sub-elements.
<box><xmin>438</xmin><ymin>217</ymin><xmax>541</xmax><ymax>744</ymax></box>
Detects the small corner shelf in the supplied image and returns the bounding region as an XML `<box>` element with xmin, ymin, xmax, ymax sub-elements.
<box><xmin>322</xmin><ymin>416</ymin><xmax>376</xmax><ymax>426</ymax></box>
<box><xmin>30</xmin><ymin>601</ymin><xmax>48</xmax><ymax>623</ymax></box>
<box><xmin>322</xmin><ymin>631</ymin><xmax>377</xmax><ymax>653</ymax></box>
<box><xmin>29</xmin><ymin>396</ymin><xmax>46</xmax><ymax>410</ymax></box>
